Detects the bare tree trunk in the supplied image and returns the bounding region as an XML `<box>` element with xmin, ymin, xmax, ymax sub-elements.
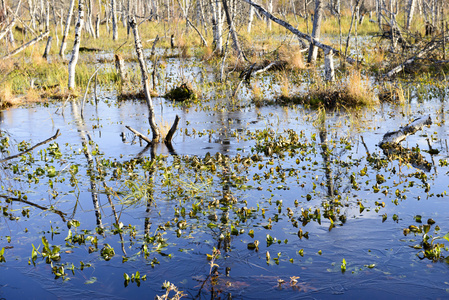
<box><xmin>266</xmin><ymin>0</ymin><xmax>272</xmax><ymax>31</ymax></box>
<box><xmin>247</xmin><ymin>1</ymin><xmax>254</xmax><ymax>33</ymax></box>
<box><xmin>129</xmin><ymin>16</ymin><xmax>160</xmax><ymax>142</ymax></box>
<box><xmin>86</xmin><ymin>0</ymin><xmax>95</xmax><ymax>37</ymax></box>
<box><xmin>406</xmin><ymin>0</ymin><xmax>417</xmax><ymax>30</ymax></box>
<box><xmin>95</xmin><ymin>13</ymin><xmax>100</xmax><ymax>38</ymax></box>
<box><xmin>68</xmin><ymin>0</ymin><xmax>85</xmax><ymax>90</ymax></box>
<box><xmin>211</xmin><ymin>0</ymin><xmax>223</xmax><ymax>53</ymax></box>
<box><xmin>28</xmin><ymin>0</ymin><xmax>36</xmax><ymax>30</ymax></box>
<box><xmin>376</xmin><ymin>0</ymin><xmax>382</xmax><ymax>31</ymax></box>
<box><xmin>307</xmin><ymin>0</ymin><xmax>323</xmax><ymax>64</ymax></box>
<box><xmin>222</xmin><ymin>0</ymin><xmax>246</xmax><ymax>61</ymax></box>
<box><xmin>45</xmin><ymin>0</ymin><xmax>49</xmax><ymax>31</ymax></box>
<box><xmin>324</xmin><ymin>49</ymin><xmax>334</xmax><ymax>81</ymax></box>
<box><xmin>59</xmin><ymin>0</ymin><xmax>75</xmax><ymax>57</ymax></box>
<box><xmin>111</xmin><ymin>0</ymin><xmax>118</xmax><ymax>40</ymax></box>
<box><xmin>43</xmin><ymin>35</ymin><xmax>52</xmax><ymax>59</ymax></box>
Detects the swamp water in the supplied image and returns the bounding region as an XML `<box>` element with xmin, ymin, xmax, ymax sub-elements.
<box><xmin>1</xmin><ymin>52</ymin><xmax>449</xmax><ymax>299</ymax></box>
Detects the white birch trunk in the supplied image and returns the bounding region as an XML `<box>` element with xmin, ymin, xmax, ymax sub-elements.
<box><xmin>68</xmin><ymin>0</ymin><xmax>85</xmax><ymax>90</ymax></box>
<box><xmin>406</xmin><ymin>0</ymin><xmax>417</xmax><ymax>30</ymax></box>
<box><xmin>28</xmin><ymin>0</ymin><xmax>36</xmax><ymax>30</ymax></box>
<box><xmin>308</xmin><ymin>0</ymin><xmax>323</xmax><ymax>63</ymax></box>
<box><xmin>59</xmin><ymin>0</ymin><xmax>75</xmax><ymax>57</ymax></box>
<box><xmin>211</xmin><ymin>0</ymin><xmax>223</xmax><ymax>53</ymax></box>
<box><xmin>266</xmin><ymin>0</ymin><xmax>272</xmax><ymax>31</ymax></box>
<box><xmin>111</xmin><ymin>0</ymin><xmax>118</xmax><ymax>40</ymax></box>
<box><xmin>248</xmin><ymin>2</ymin><xmax>254</xmax><ymax>33</ymax></box>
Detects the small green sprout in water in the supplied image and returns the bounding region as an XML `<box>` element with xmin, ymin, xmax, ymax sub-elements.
<box><xmin>0</xmin><ymin>247</ymin><xmax>5</xmax><ymax>262</ymax></box>
<box><xmin>341</xmin><ymin>258</ymin><xmax>346</xmax><ymax>272</ymax></box>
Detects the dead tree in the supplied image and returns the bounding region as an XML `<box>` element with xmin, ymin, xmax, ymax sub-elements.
<box><xmin>243</xmin><ymin>0</ymin><xmax>357</xmax><ymax>65</ymax></box>
<box><xmin>111</xmin><ymin>0</ymin><xmax>118</xmax><ymax>40</ymax></box>
<box><xmin>1</xmin><ymin>31</ymin><xmax>49</xmax><ymax>60</ymax></box>
<box><xmin>68</xmin><ymin>0</ymin><xmax>85</xmax><ymax>90</ymax></box>
<box><xmin>379</xmin><ymin>115</ymin><xmax>432</xmax><ymax>146</ymax></box>
<box><xmin>308</xmin><ymin>0</ymin><xmax>324</xmax><ymax>63</ymax></box>
<box><xmin>129</xmin><ymin>16</ymin><xmax>160</xmax><ymax>141</ymax></box>
<box><xmin>384</xmin><ymin>38</ymin><xmax>447</xmax><ymax>78</ymax></box>
<box><xmin>42</xmin><ymin>35</ymin><xmax>52</xmax><ymax>59</ymax></box>
<box><xmin>59</xmin><ymin>0</ymin><xmax>75</xmax><ymax>57</ymax></box>
<box><xmin>222</xmin><ymin>0</ymin><xmax>246</xmax><ymax>61</ymax></box>
<box><xmin>211</xmin><ymin>0</ymin><xmax>223</xmax><ymax>53</ymax></box>
<box><xmin>406</xmin><ymin>0</ymin><xmax>417</xmax><ymax>30</ymax></box>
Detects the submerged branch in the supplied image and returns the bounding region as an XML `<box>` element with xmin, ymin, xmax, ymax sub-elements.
<box><xmin>0</xmin><ymin>129</ymin><xmax>61</xmax><ymax>163</ymax></box>
<box><xmin>125</xmin><ymin>126</ymin><xmax>153</xmax><ymax>145</ymax></box>
<box><xmin>0</xmin><ymin>195</ymin><xmax>67</xmax><ymax>222</ymax></box>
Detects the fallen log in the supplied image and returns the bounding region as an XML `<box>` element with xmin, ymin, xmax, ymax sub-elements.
<box><xmin>384</xmin><ymin>39</ymin><xmax>446</xmax><ymax>78</ymax></box>
<box><xmin>379</xmin><ymin>115</ymin><xmax>432</xmax><ymax>147</ymax></box>
<box><xmin>1</xmin><ymin>30</ymin><xmax>49</xmax><ymax>60</ymax></box>
<box><xmin>239</xmin><ymin>60</ymin><xmax>287</xmax><ymax>82</ymax></box>
<box><xmin>242</xmin><ymin>0</ymin><xmax>357</xmax><ymax>65</ymax></box>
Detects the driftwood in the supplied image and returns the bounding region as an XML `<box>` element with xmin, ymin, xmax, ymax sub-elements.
<box><xmin>1</xmin><ymin>30</ymin><xmax>49</xmax><ymax>60</ymax></box>
<box><xmin>0</xmin><ymin>129</ymin><xmax>61</xmax><ymax>163</ymax></box>
<box><xmin>384</xmin><ymin>39</ymin><xmax>447</xmax><ymax>78</ymax></box>
<box><xmin>379</xmin><ymin>115</ymin><xmax>432</xmax><ymax>147</ymax></box>
<box><xmin>0</xmin><ymin>195</ymin><xmax>67</xmax><ymax>222</ymax></box>
<box><xmin>242</xmin><ymin>0</ymin><xmax>357</xmax><ymax>65</ymax></box>
<box><xmin>239</xmin><ymin>60</ymin><xmax>287</xmax><ymax>82</ymax></box>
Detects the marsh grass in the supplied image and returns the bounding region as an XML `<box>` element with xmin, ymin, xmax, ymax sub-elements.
<box><xmin>379</xmin><ymin>82</ymin><xmax>406</xmax><ymax>104</ymax></box>
<box><xmin>278</xmin><ymin>69</ymin><xmax>377</xmax><ymax>108</ymax></box>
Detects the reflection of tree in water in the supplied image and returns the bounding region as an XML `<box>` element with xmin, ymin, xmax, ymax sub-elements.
<box><xmin>71</xmin><ymin>100</ymin><xmax>129</xmax><ymax>255</ymax></box>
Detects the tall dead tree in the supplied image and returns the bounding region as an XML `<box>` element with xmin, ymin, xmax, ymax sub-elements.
<box><xmin>111</xmin><ymin>0</ymin><xmax>118</xmax><ymax>40</ymax></box>
<box><xmin>247</xmin><ymin>1</ymin><xmax>254</xmax><ymax>33</ymax></box>
<box><xmin>222</xmin><ymin>0</ymin><xmax>246</xmax><ymax>61</ymax></box>
<box><xmin>68</xmin><ymin>0</ymin><xmax>85</xmax><ymax>90</ymax></box>
<box><xmin>406</xmin><ymin>0</ymin><xmax>417</xmax><ymax>30</ymax></box>
<box><xmin>129</xmin><ymin>16</ymin><xmax>160</xmax><ymax>142</ymax></box>
<box><xmin>59</xmin><ymin>0</ymin><xmax>75</xmax><ymax>57</ymax></box>
<box><xmin>211</xmin><ymin>0</ymin><xmax>223</xmax><ymax>53</ymax></box>
<box><xmin>308</xmin><ymin>0</ymin><xmax>324</xmax><ymax>63</ymax></box>
<box><xmin>266</xmin><ymin>0</ymin><xmax>272</xmax><ymax>31</ymax></box>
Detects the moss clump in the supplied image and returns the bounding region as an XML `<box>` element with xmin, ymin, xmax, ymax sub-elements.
<box><xmin>165</xmin><ymin>83</ymin><xmax>197</xmax><ymax>101</ymax></box>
